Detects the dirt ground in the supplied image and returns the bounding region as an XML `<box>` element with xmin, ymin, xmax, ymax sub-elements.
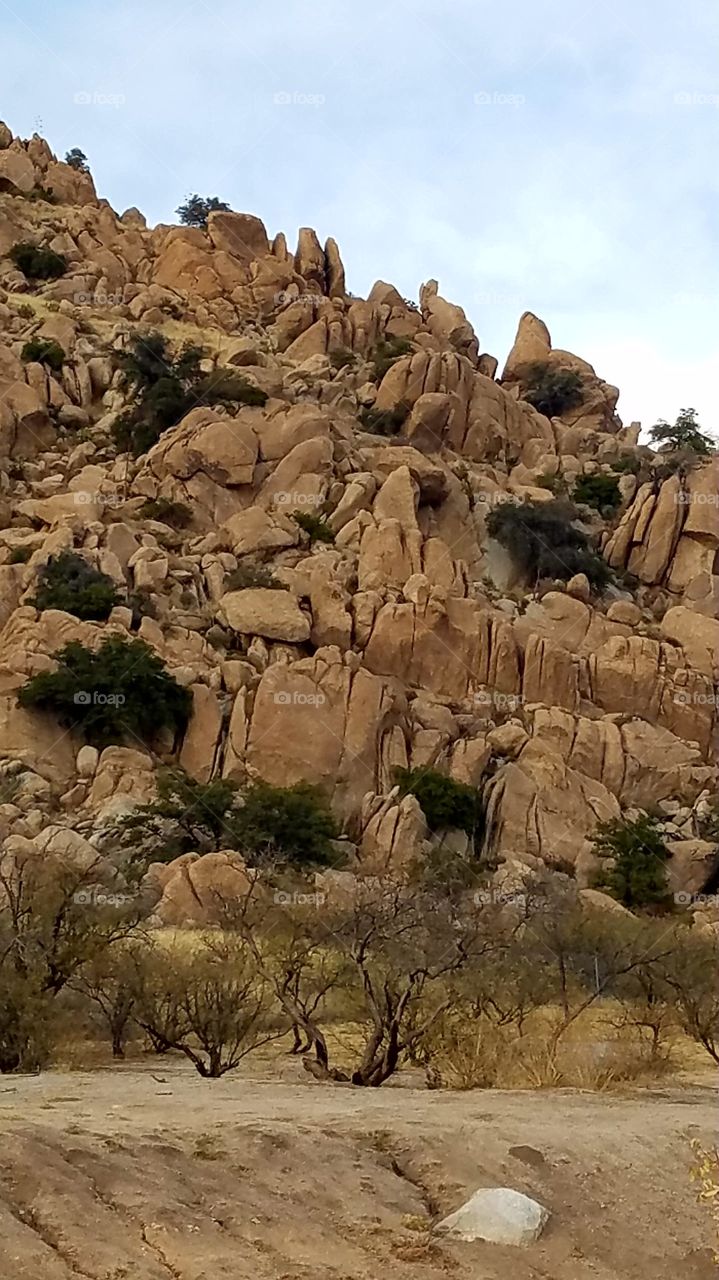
<box><xmin>0</xmin><ymin>1060</ymin><xmax>716</xmax><ymax>1280</ymax></box>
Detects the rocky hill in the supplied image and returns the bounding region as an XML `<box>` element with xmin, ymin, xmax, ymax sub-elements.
<box><xmin>0</xmin><ymin>123</ymin><xmax>717</xmax><ymax>924</ymax></box>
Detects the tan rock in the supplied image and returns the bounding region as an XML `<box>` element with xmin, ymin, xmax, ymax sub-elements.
<box><xmin>219</xmin><ymin>588</ymin><xmax>310</xmax><ymax>642</ymax></box>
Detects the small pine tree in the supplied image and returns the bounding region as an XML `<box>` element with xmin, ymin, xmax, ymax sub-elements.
<box><xmin>176</xmin><ymin>194</ymin><xmax>230</xmax><ymax>229</ymax></box>
<box><xmin>649</xmin><ymin>408</ymin><xmax>714</xmax><ymax>457</ymax></box>
<box><xmin>65</xmin><ymin>148</ymin><xmax>90</xmax><ymax>174</ymax></box>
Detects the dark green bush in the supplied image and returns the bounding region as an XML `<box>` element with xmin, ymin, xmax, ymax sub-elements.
<box><xmin>9</xmin><ymin>546</ymin><xmax>32</xmax><ymax>565</ymax></box>
<box><xmin>358</xmin><ymin>404</ymin><xmax>409</xmax><ymax>436</ymax></box>
<box><xmin>120</xmin><ymin>771</ymin><xmax>339</xmax><ymax>868</ymax></box>
<box><xmin>224</xmin><ymin>561</ymin><xmax>287</xmax><ymax>591</ymax></box>
<box><xmin>572</xmin><ymin>473</ymin><xmax>622</xmax><ymax>512</ymax></box>
<box><xmin>31</xmin><ymin>551</ymin><xmax>120</xmax><ymax>621</ymax></box>
<box><xmin>486</xmin><ymin>498</ymin><xmax>611</xmax><ymax>591</ymax></box>
<box><xmin>176</xmin><ymin>194</ymin><xmax>230</xmax><ymax>229</ymax></box>
<box><xmin>371</xmin><ymin>336</ymin><xmax>413</xmax><ymax>383</ymax></box>
<box><xmin>9</xmin><ymin>242</ymin><xmax>68</xmax><ymax>281</ymax></box>
<box><xmin>329</xmin><ymin>348</ymin><xmax>356</xmax><ymax>370</ymax></box>
<box><xmin>18</xmin><ymin>637</ymin><xmax>192</xmax><ymax>748</ymax></box>
<box><xmin>650</xmin><ymin>408</ymin><xmax>714</xmax><ymax>457</ymax></box>
<box><xmin>137</xmin><ymin>498</ymin><xmax>192</xmax><ymax>528</ymax></box>
<box><xmin>21</xmin><ymin>338</ymin><xmax>65</xmax><ymax>372</ymax></box>
<box><xmin>112</xmin><ymin>333</ymin><xmax>266</xmax><ymax>456</ymax></box>
<box><xmin>521</xmin><ymin>362</ymin><xmax>584</xmax><ymax>418</ymax></box>
<box><xmin>591</xmin><ymin>814</ymin><xmax>672</xmax><ymax>909</ymax></box>
<box><xmin>192</xmin><ymin>371</ymin><xmax>268</xmax><ymax>408</ymax></box>
<box><xmin>535</xmin><ymin>472</ymin><xmax>566</xmax><ymax>495</ymax></box>
<box><xmin>65</xmin><ymin>148</ymin><xmax>90</xmax><ymax>174</ymax></box>
<box><xmin>293</xmin><ymin>512</ymin><xmax>335</xmax><ymax>545</ymax></box>
<box><xmin>233</xmin><ymin>780</ymin><xmax>340</xmax><ymax>866</ymax></box>
<box><xmin>394</xmin><ymin>767</ymin><xmax>483</xmax><ymax>842</ymax></box>
<box><xmin>611</xmin><ymin>454</ymin><xmax>642</xmax><ymax>475</ymax></box>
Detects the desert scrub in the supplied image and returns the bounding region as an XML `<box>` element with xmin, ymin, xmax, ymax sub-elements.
<box><xmin>486</xmin><ymin>498</ymin><xmax>611</xmax><ymax>591</ymax></box>
<box><xmin>224</xmin><ymin>561</ymin><xmax>287</xmax><ymax>591</ymax></box>
<box><xmin>9</xmin><ymin>241</ymin><xmax>68</xmax><ymax>281</ymax></box>
<box><xmin>394</xmin><ymin>767</ymin><xmax>484</xmax><ymax>842</ymax></box>
<box><xmin>21</xmin><ymin>338</ymin><xmax>65</xmax><ymax>372</ymax></box>
<box><xmin>137</xmin><ymin>498</ymin><xmax>192</xmax><ymax>528</ymax></box>
<box><xmin>521</xmin><ymin>362</ymin><xmax>584</xmax><ymax>417</ymax></box>
<box><xmin>572</xmin><ymin>473</ymin><xmax>622</xmax><ymax>512</ymax></box>
<box><xmin>293</xmin><ymin>511</ymin><xmax>335</xmax><ymax>544</ymax></box>
<box><xmin>30</xmin><ymin>551</ymin><xmax>120</xmax><ymax>622</ymax></box>
<box><xmin>358</xmin><ymin>404</ymin><xmax>409</xmax><ymax>436</ymax></box>
<box><xmin>18</xmin><ymin>636</ymin><xmax>192</xmax><ymax>747</ymax></box>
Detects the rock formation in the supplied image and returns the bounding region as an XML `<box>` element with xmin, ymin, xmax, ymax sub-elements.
<box><xmin>0</xmin><ymin>121</ymin><xmax>716</xmax><ymax>927</ymax></box>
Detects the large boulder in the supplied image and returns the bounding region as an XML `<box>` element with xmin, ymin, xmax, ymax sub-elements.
<box><xmin>218</xmin><ymin>588</ymin><xmax>310</xmax><ymax>642</ymax></box>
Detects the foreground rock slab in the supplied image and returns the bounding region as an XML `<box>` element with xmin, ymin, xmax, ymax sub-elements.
<box><xmin>437</xmin><ymin>1186</ymin><xmax>550</xmax><ymax>1246</ymax></box>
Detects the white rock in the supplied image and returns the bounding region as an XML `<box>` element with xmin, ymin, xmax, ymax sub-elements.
<box><xmin>436</xmin><ymin>1187</ymin><xmax>549</xmax><ymax>1247</ymax></box>
<box><xmin>76</xmin><ymin>745</ymin><xmax>99</xmax><ymax>778</ymax></box>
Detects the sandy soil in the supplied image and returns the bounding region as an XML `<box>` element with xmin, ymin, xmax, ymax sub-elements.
<box><xmin>0</xmin><ymin>1061</ymin><xmax>716</xmax><ymax>1279</ymax></box>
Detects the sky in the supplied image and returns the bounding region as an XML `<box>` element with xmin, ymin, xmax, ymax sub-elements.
<box><xmin>2</xmin><ymin>0</ymin><xmax>717</xmax><ymax>435</ymax></box>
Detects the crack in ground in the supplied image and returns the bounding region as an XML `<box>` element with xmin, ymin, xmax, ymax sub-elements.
<box><xmin>0</xmin><ymin>1185</ymin><xmax>97</xmax><ymax>1279</ymax></box>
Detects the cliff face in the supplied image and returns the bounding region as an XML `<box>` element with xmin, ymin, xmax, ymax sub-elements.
<box><xmin>0</xmin><ymin>124</ymin><xmax>717</xmax><ymax>920</ymax></box>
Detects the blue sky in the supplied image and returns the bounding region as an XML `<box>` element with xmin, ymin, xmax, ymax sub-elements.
<box><xmin>2</xmin><ymin>0</ymin><xmax>717</xmax><ymax>433</ymax></box>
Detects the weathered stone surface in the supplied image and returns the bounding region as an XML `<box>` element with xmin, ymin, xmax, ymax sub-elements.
<box><xmin>218</xmin><ymin>588</ymin><xmax>310</xmax><ymax>642</ymax></box>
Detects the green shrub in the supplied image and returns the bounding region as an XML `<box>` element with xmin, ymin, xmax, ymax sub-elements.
<box><xmin>358</xmin><ymin>404</ymin><xmax>409</xmax><ymax>436</ymax></box>
<box><xmin>572</xmin><ymin>473</ymin><xmax>622</xmax><ymax>512</ymax></box>
<box><xmin>486</xmin><ymin>498</ymin><xmax>611</xmax><ymax>591</ymax></box>
<box><xmin>137</xmin><ymin>498</ymin><xmax>192</xmax><ymax>528</ymax></box>
<box><xmin>176</xmin><ymin>194</ymin><xmax>230</xmax><ymax>229</ymax></box>
<box><xmin>9</xmin><ymin>242</ymin><xmax>68</xmax><ymax>281</ymax></box>
<box><xmin>293</xmin><ymin>512</ymin><xmax>335</xmax><ymax>545</ymax></box>
<box><xmin>64</xmin><ymin>148</ymin><xmax>90</xmax><ymax>173</ymax></box>
<box><xmin>329</xmin><ymin>348</ymin><xmax>356</xmax><ymax>370</ymax></box>
<box><xmin>611</xmin><ymin>454</ymin><xmax>642</xmax><ymax>475</ymax></box>
<box><xmin>18</xmin><ymin>637</ymin><xmax>192</xmax><ymax>748</ymax></box>
<box><xmin>535</xmin><ymin>472</ymin><xmax>566</xmax><ymax>495</ymax></box>
<box><xmin>192</xmin><ymin>371</ymin><xmax>268</xmax><ymax>407</ymax></box>
<box><xmin>31</xmin><ymin>551</ymin><xmax>120</xmax><ymax>621</ymax></box>
<box><xmin>112</xmin><ymin>334</ymin><xmax>266</xmax><ymax>456</ymax></box>
<box><xmin>521</xmin><ymin>362</ymin><xmax>584</xmax><ymax>417</ymax></box>
<box><xmin>21</xmin><ymin>338</ymin><xmax>65</xmax><ymax>372</ymax></box>
<box><xmin>224</xmin><ymin>561</ymin><xmax>287</xmax><ymax>591</ymax></box>
<box><xmin>394</xmin><ymin>767</ymin><xmax>484</xmax><ymax>842</ymax></box>
<box><xmin>591</xmin><ymin>814</ymin><xmax>672</xmax><ymax>909</ymax></box>
<box><xmin>650</xmin><ymin>408</ymin><xmax>714</xmax><ymax>457</ymax></box>
<box><xmin>233</xmin><ymin>780</ymin><xmax>340</xmax><ymax>866</ymax></box>
<box><xmin>9</xmin><ymin>546</ymin><xmax>32</xmax><ymax>565</ymax></box>
<box><xmin>120</xmin><ymin>769</ymin><xmax>242</xmax><ymax>863</ymax></box>
<box><xmin>120</xmin><ymin>771</ymin><xmax>339</xmax><ymax>868</ymax></box>
<box><xmin>371</xmin><ymin>336</ymin><xmax>413</xmax><ymax>383</ymax></box>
